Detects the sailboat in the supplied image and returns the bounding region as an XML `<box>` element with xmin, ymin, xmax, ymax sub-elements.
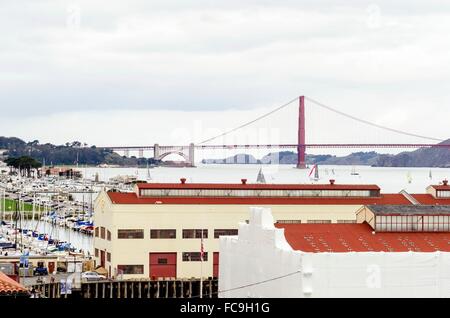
<box><xmin>351</xmin><ymin>166</ymin><xmax>359</xmax><ymax>176</ymax></box>
<box><xmin>429</xmin><ymin>170</ymin><xmax>433</xmax><ymax>180</ymax></box>
<box><xmin>407</xmin><ymin>172</ymin><xmax>413</xmax><ymax>184</ymax></box>
<box><xmin>309</xmin><ymin>164</ymin><xmax>320</xmax><ymax>181</ymax></box>
<box><xmin>146</xmin><ymin>161</ymin><xmax>152</xmax><ymax>182</ymax></box>
<box><xmin>256</xmin><ymin>167</ymin><xmax>266</xmax><ymax>184</ymax></box>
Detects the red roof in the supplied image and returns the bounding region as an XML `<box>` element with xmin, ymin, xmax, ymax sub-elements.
<box><xmin>107</xmin><ymin>192</ymin><xmax>410</xmax><ymax>205</ymax></box>
<box><xmin>429</xmin><ymin>185</ymin><xmax>450</xmax><ymax>191</ymax></box>
<box><xmin>0</xmin><ymin>272</ymin><xmax>28</xmax><ymax>296</ymax></box>
<box><xmin>411</xmin><ymin>194</ymin><xmax>450</xmax><ymax>205</ymax></box>
<box><xmin>276</xmin><ymin>223</ymin><xmax>450</xmax><ymax>253</ymax></box>
<box><xmin>136</xmin><ymin>182</ymin><xmax>380</xmax><ymax>191</ymax></box>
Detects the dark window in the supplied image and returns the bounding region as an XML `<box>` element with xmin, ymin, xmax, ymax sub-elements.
<box><xmin>182</xmin><ymin>229</ymin><xmax>208</xmax><ymax>239</ymax></box>
<box><xmin>307</xmin><ymin>220</ymin><xmax>332</xmax><ymax>224</ymax></box>
<box><xmin>107</xmin><ymin>252</ymin><xmax>111</xmax><ymax>262</ymax></box>
<box><xmin>100</xmin><ymin>227</ymin><xmax>106</xmax><ymax>239</ymax></box>
<box><xmin>158</xmin><ymin>258</ymin><xmax>168</xmax><ymax>265</ymax></box>
<box><xmin>182</xmin><ymin>252</ymin><xmax>208</xmax><ymax>262</ymax></box>
<box><xmin>150</xmin><ymin>229</ymin><xmax>176</xmax><ymax>239</ymax></box>
<box><xmin>276</xmin><ymin>220</ymin><xmax>302</xmax><ymax>224</ymax></box>
<box><xmin>214</xmin><ymin>229</ymin><xmax>238</xmax><ymax>239</ymax></box>
<box><xmin>95</xmin><ymin>248</ymin><xmax>99</xmax><ymax>257</ymax></box>
<box><xmin>117</xmin><ymin>265</ymin><xmax>144</xmax><ymax>275</ymax></box>
<box><xmin>107</xmin><ymin>230</ymin><xmax>111</xmax><ymax>241</ymax></box>
<box><xmin>95</xmin><ymin>227</ymin><xmax>99</xmax><ymax>237</ymax></box>
<box><xmin>118</xmin><ymin>229</ymin><xmax>144</xmax><ymax>239</ymax></box>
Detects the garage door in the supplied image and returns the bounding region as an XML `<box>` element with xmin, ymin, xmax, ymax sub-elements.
<box><xmin>149</xmin><ymin>253</ymin><xmax>177</xmax><ymax>279</ymax></box>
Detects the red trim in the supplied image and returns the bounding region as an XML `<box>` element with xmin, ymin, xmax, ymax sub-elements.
<box><xmin>429</xmin><ymin>185</ymin><xmax>450</xmax><ymax>191</ymax></box>
<box><xmin>136</xmin><ymin>182</ymin><xmax>380</xmax><ymax>191</ymax></box>
<box><xmin>107</xmin><ymin>192</ymin><xmax>410</xmax><ymax>205</ymax></box>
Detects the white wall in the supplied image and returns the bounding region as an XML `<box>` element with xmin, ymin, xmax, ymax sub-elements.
<box><xmin>219</xmin><ymin>207</ymin><xmax>450</xmax><ymax>298</ymax></box>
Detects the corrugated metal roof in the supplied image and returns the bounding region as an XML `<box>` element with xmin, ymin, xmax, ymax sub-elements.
<box><xmin>276</xmin><ymin>223</ymin><xmax>450</xmax><ymax>253</ymax></box>
<box><xmin>412</xmin><ymin>194</ymin><xmax>450</xmax><ymax>205</ymax></box>
<box><xmin>367</xmin><ymin>205</ymin><xmax>450</xmax><ymax>215</ymax></box>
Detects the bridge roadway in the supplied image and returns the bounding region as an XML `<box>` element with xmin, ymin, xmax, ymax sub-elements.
<box><xmin>101</xmin><ymin>143</ymin><xmax>450</xmax><ymax>151</ymax></box>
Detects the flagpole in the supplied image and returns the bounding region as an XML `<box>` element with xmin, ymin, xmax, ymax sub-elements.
<box><xmin>200</xmin><ymin>229</ymin><xmax>203</xmax><ymax>299</ymax></box>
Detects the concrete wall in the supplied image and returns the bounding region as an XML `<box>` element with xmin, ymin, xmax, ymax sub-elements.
<box><xmin>219</xmin><ymin>207</ymin><xmax>450</xmax><ymax>298</ymax></box>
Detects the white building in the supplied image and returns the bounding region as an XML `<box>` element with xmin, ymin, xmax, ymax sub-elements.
<box><xmin>219</xmin><ymin>206</ymin><xmax>450</xmax><ymax>298</ymax></box>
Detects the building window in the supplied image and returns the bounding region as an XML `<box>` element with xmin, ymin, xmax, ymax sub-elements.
<box><xmin>107</xmin><ymin>230</ymin><xmax>111</xmax><ymax>241</ymax></box>
<box><xmin>214</xmin><ymin>229</ymin><xmax>238</xmax><ymax>239</ymax></box>
<box><xmin>158</xmin><ymin>258</ymin><xmax>168</xmax><ymax>265</ymax></box>
<box><xmin>95</xmin><ymin>248</ymin><xmax>99</xmax><ymax>257</ymax></box>
<box><xmin>118</xmin><ymin>229</ymin><xmax>144</xmax><ymax>239</ymax></box>
<box><xmin>95</xmin><ymin>227</ymin><xmax>99</xmax><ymax>237</ymax></box>
<box><xmin>100</xmin><ymin>227</ymin><xmax>106</xmax><ymax>239</ymax></box>
<box><xmin>337</xmin><ymin>220</ymin><xmax>357</xmax><ymax>224</ymax></box>
<box><xmin>182</xmin><ymin>252</ymin><xmax>208</xmax><ymax>262</ymax></box>
<box><xmin>107</xmin><ymin>252</ymin><xmax>111</xmax><ymax>262</ymax></box>
<box><xmin>276</xmin><ymin>220</ymin><xmax>302</xmax><ymax>224</ymax></box>
<box><xmin>437</xmin><ymin>191</ymin><xmax>450</xmax><ymax>198</ymax></box>
<box><xmin>182</xmin><ymin>229</ymin><xmax>208</xmax><ymax>239</ymax></box>
<box><xmin>117</xmin><ymin>265</ymin><xmax>144</xmax><ymax>275</ymax></box>
<box><xmin>150</xmin><ymin>229</ymin><xmax>176</xmax><ymax>239</ymax></box>
<box><xmin>307</xmin><ymin>220</ymin><xmax>332</xmax><ymax>224</ymax></box>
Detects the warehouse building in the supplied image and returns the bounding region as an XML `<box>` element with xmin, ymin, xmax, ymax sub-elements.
<box><xmin>219</xmin><ymin>206</ymin><xmax>450</xmax><ymax>298</ymax></box>
<box><xmin>93</xmin><ymin>179</ymin><xmax>450</xmax><ymax>279</ymax></box>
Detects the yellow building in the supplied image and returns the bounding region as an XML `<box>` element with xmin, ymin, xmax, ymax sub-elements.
<box><xmin>93</xmin><ymin>179</ymin><xmax>419</xmax><ymax>279</ymax></box>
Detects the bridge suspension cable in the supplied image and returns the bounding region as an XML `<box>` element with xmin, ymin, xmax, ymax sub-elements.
<box><xmin>305</xmin><ymin>96</ymin><xmax>443</xmax><ymax>142</ymax></box>
<box><xmin>197</xmin><ymin>96</ymin><xmax>299</xmax><ymax>144</ymax></box>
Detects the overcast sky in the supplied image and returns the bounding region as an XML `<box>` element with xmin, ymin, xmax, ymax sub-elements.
<box><xmin>1</xmin><ymin>1</ymin><xmax>450</xmax><ymax>157</ymax></box>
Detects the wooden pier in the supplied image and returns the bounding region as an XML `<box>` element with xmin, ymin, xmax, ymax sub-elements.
<box><xmin>31</xmin><ymin>278</ymin><xmax>218</xmax><ymax>298</ymax></box>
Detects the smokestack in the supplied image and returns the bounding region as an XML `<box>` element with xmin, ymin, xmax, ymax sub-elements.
<box><xmin>180</xmin><ymin>178</ymin><xmax>186</xmax><ymax>184</ymax></box>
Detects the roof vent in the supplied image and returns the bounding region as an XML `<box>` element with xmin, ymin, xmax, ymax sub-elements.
<box><xmin>443</xmin><ymin>179</ymin><xmax>448</xmax><ymax>186</ymax></box>
<box><xmin>180</xmin><ymin>178</ymin><xmax>187</xmax><ymax>184</ymax></box>
<box><xmin>241</xmin><ymin>179</ymin><xmax>247</xmax><ymax>185</ymax></box>
<box><xmin>329</xmin><ymin>179</ymin><xmax>335</xmax><ymax>185</ymax></box>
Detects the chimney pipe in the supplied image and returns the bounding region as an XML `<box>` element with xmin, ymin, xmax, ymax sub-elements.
<box><xmin>329</xmin><ymin>179</ymin><xmax>335</xmax><ymax>185</ymax></box>
<box><xmin>180</xmin><ymin>178</ymin><xmax>186</xmax><ymax>184</ymax></box>
<box><xmin>241</xmin><ymin>179</ymin><xmax>247</xmax><ymax>185</ymax></box>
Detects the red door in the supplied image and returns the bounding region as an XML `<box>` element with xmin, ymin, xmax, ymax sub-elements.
<box><xmin>100</xmin><ymin>250</ymin><xmax>106</xmax><ymax>268</ymax></box>
<box><xmin>149</xmin><ymin>253</ymin><xmax>177</xmax><ymax>279</ymax></box>
<box><xmin>48</xmin><ymin>262</ymin><xmax>55</xmax><ymax>274</ymax></box>
<box><xmin>213</xmin><ymin>252</ymin><xmax>219</xmax><ymax>278</ymax></box>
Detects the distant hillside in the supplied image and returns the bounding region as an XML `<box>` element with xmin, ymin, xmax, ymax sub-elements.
<box><xmin>202</xmin><ymin>143</ymin><xmax>450</xmax><ymax>167</ymax></box>
<box><xmin>374</xmin><ymin>139</ymin><xmax>450</xmax><ymax>167</ymax></box>
<box><xmin>0</xmin><ymin>136</ymin><xmax>159</xmax><ymax>166</ymax></box>
<box><xmin>202</xmin><ymin>151</ymin><xmax>381</xmax><ymax>165</ymax></box>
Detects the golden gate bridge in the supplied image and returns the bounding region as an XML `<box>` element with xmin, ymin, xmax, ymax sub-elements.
<box><xmin>100</xmin><ymin>96</ymin><xmax>449</xmax><ymax>168</ymax></box>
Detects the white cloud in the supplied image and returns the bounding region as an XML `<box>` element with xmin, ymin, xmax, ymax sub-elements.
<box><xmin>0</xmin><ymin>1</ymin><xmax>449</xmax><ymax>152</ymax></box>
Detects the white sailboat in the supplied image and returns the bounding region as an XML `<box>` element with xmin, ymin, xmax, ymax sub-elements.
<box><xmin>351</xmin><ymin>166</ymin><xmax>359</xmax><ymax>176</ymax></box>
<box><xmin>407</xmin><ymin>172</ymin><xmax>413</xmax><ymax>184</ymax></box>
<box><xmin>256</xmin><ymin>167</ymin><xmax>266</xmax><ymax>184</ymax></box>
<box><xmin>309</xmin><ymin>164</ymin><xmax>320</xmax><ymax>181</ymax></box>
